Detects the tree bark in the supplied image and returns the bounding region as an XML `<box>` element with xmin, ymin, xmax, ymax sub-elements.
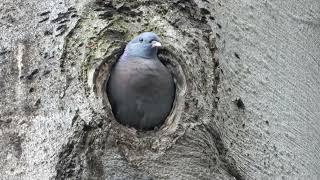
<box><xmin>0</xmin><ymin>0</ymin><xmax>319</xmax><ymax>179</ymax></box>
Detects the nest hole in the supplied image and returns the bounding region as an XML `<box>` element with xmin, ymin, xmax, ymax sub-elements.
<box><xmin>94</xmin><ymin>46</ymin><xmax>186</xmax><ymax>133</ymax></box>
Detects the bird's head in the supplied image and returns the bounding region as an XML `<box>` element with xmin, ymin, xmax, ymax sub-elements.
<box><xmin>122</xmin><ymin>32</ymin><xmax>162</xmax><ymax>60</ymax></box>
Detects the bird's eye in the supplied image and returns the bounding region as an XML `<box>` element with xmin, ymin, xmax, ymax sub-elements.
<box><xmin>139</xmin><ymin>38</ymin><xmax>143</xmax><ymax>42</ymax></box>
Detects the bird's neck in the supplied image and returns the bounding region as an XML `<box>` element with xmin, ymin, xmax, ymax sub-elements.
<box><xmin>120</xmin><ymin>50</ymin><xmax>158</xmax><ymax>62</ymax></box>
<box><xmin>119</xmin><ymin>51</ymin><xmax>129</xmax><ymax>62</ymax></box>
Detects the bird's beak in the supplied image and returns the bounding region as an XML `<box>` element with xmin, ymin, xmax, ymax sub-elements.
<box><xmin>151</xmin><ymin>41</ymin><xmax>162</xmax><ymax>48</ymax></box>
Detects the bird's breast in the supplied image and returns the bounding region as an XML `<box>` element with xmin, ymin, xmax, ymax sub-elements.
<box><xmin>112</xmin><ymin>59</ymin><xmax>173</xmax><ymax>96</ymax></box>
<box><xmin>107</xmin><ymin>57</ymin><xmax>175</xmax><ymax>130</ymax></box>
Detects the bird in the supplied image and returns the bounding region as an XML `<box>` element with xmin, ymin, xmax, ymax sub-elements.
<box><xmin>107</xmin><ymin>32</ymin><xmax>175</xmax><ymax>130</ymax></box>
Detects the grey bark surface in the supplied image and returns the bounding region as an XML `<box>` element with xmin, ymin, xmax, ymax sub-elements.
<box><xmin>0</xmin><ymin>0</ymin><xmax>319</xmax><ymax>180</ymax></box>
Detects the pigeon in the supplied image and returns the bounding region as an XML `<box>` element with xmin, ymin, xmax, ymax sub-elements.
<box><xmin>107</xmin><ymin>32</ymin><xmax>175</xmax><ymax>130</ymax></box>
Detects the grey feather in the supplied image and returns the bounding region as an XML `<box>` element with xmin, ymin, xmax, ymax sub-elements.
<box><xmin>107</xmin><ymin>32</ymin><xmax>175</xmax><ymax>130</ymax></box>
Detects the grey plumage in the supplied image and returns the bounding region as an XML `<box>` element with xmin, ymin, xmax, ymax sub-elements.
<box><xmin>107</xmin><ymin>32</ymin><xmax>175</xmax><ymax>130</ymax></box>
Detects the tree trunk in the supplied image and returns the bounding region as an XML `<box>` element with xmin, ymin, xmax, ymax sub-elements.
<box><xmin>1</xmin><ymin>0</ymin><xmax>319</xmax><ymax>179</ymax></box>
